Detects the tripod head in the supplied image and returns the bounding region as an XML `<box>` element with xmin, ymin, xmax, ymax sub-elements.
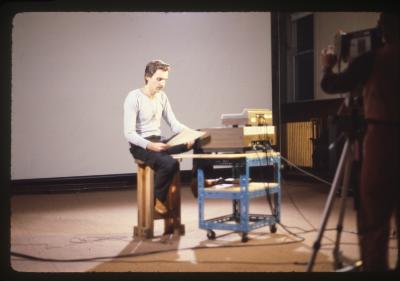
<box><xmin>330</xmin><ymin>91</ymin><xmax>365</xmax><ymax>150</ymax></box>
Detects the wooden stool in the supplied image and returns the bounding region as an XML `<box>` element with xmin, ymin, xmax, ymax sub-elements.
<box><xmin>133</xmin><ymin>159</ymin><xmax>185</xmax><ymax>239</ymax></box>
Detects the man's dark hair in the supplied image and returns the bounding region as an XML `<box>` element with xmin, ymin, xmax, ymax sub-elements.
<box><xmin>378</xmin><ymin>12</ymin><xmax>399</xmax><ymax>44</ymax></box>
<box><xmin>144</xmin><ymin>60</ymin><xmax>170</xmax><ymax>84</ymax></box>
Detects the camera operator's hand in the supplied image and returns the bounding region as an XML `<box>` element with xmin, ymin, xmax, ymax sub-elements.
<box><xmin>321</xmin><ymin>45</ymin><xmax>337</xmax><ymax>72</ymax></box>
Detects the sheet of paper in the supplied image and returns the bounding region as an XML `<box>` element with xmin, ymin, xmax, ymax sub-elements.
<box><xmin>167</xmin><ymin>129</ymin><xmax>206</xmax><ymax>146</ymax></box>
<box><xmin>213</xmin><ymin>183</ymin><xmax>234</xmax><ymax>189</ymax></box>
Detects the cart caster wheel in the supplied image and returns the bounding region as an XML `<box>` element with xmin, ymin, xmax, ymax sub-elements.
<box><xmin>207</xmin><ymin>230</ymin><xmax>216</xmax><ymax>240</ymax></box>
<box><xmin>270</xmin><ymin>224</ymin><xmax>277</xmax><ymax>233</ymax></box>
<box><xmin>241</xmin><ymin>233</ymin><xmax>248</xmax><ymax>243</ymax></box>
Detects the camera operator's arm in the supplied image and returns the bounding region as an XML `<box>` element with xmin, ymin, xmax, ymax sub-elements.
<box><xmin>321</xmin><ymin>46</ymin><xmax>375</xmax><ymax>94</ymax></box>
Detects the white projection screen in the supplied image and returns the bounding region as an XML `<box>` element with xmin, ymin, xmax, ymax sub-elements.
<box><xmin>11</xmin><ymin>12</ymin><xmax>272</xmax><ymax>180</ymax></box>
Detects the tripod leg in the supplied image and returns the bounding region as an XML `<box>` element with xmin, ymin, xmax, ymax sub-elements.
<box><xmin>306</xmin><ymin>139</ymin><xmax>351</xmax><ymax>272</ymax></box>
<box><xmin>332</xmin><ymin>143</ymin><xmax>353</xmax><ymax>269</ymax></box>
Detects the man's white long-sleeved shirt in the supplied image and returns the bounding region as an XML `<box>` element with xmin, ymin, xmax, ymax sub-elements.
<box><xmin>124</xmin><ymin>88</ymin><xmax>188</xmax><ymax>149</ymax></box>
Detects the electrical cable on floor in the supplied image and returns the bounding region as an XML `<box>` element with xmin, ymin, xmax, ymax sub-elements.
<box><xmin>249</xmin><ymin>146</ymin><xmax>312</xmax><ymax>243</ymax></box>
<box><xmin>256</xmin><ymin>143</ymin><xmax>359</xmax><ymax>245</ymax></box>
<box><xmin>12</xmin><ymin>143</ymin><xmax>377</xmax><ymax>266</ymax></box>
<box><xmin>10</xmin><ymin>234</ymin><xmax>305</xmax><ymax>263</ymax></box>
<box><xmin>251</xmin><ymin>147</ymin><xmax>275</xmax><ymax>215</ymax></box>
<box><xmin>253</xmin><ymin>143</ymin><xmax>324</xmax><ymax>232</ymax></box>
<box><xmin>281</xmin><ymin>178</ymin><xmax>318</xmax><ymax>232</ymax></box>
<box><xmin>280</xmin><ymin>179</ymin><xmax>343</xmax><ymax>245</ymax></box>
<box><xmin>14</xmin><ymin>226</ymin><xmax>377</xmax><ymax>265</ymax></box>
<box><xmin>250</xmin><ymin>146</ymin><xmax>309</xmax><ymax>244</ymax></box>
<box><xmin>260</xmin><ymin>141</ymin><xmax>331</xmax><ymax>186</ymax></box>
<box><xmin>10</xmin><ymin>146</ymin><xmax>317</xmax><ymax>264</ymax></box>
<box><xmin>280</xmin><ymin>156</ymin><xmax>332</xmax><ymax>186</ymax></box>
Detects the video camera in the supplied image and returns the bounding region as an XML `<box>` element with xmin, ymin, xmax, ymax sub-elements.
<box><xmin>334</xmin><ymin>27</ymin><xmax>383</xmax><ymax>62</ymax></box>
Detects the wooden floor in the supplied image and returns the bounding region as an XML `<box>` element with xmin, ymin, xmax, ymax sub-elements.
<box><xmin>10</xmin><ymin>179</ymin><xmax>398</xmax><ymax>273</ymax></box>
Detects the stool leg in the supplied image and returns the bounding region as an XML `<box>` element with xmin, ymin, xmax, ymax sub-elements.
<box><xmin>164</xmin><ymin>166</ymin><xmax>185</xmax><ymax>235</ymax></box>
<box><xmin>134</xmin><ymin>164</ymin><xmax>154</xmax><ymax>239</ymax></box>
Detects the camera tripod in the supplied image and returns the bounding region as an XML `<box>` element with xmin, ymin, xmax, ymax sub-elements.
<box><xmin>306</xmin><ymin>94</ymin><xmax>366</xmax><ymax>272</ymax></box>
<box><xmin>306</xmin><ymin>135</ymin><xmax>358</xmax><ymax>272</ymax></box>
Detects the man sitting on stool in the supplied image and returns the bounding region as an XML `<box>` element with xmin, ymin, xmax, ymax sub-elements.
<box><xmin>124</xmin><ymin>59</ymin><xmax>194</xmax><ymax>215</ymax></box>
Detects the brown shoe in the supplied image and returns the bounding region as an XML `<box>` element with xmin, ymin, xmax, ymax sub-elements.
<box><xmin>154</xmin><ymin>199</ymin><xmax>168</xmax><ymax>215</ymax></box>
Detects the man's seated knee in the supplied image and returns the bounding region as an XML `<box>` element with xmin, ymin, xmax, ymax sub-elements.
<box><xmin>162</xmin><ymin>158</ymin><xmax>179</xmax><ymax>174</ymax></box>
<box><xmin>171</xmin><ymin>159</ymin><xmax>179</xmax><ymax>173</ymax></box>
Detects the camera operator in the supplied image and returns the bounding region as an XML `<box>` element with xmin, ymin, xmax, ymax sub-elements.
<box><xmin>320</xmin><ymin>13</ymin><xmax>399</xmax><ymax>271</ymax></box>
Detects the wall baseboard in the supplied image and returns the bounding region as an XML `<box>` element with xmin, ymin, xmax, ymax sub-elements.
<box><xmin>10</xmin><ymin>166</ymin><xmax>275</xmax><ymax>194</ymax></box>
<box><xmin>11</xmin><ymin>171</ymin><xmax>194</xmax><ymax>194</ymax></box>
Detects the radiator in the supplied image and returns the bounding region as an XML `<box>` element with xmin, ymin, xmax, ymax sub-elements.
<box><xmin>285</xmin><ymin>121</ymin><xmax>315</xmax><ymax>167</ymax></box>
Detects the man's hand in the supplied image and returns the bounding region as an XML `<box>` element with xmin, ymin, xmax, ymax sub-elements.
<box><xmin>321</xmin><ymin>45</ymin><xmax>337</xmax><ymax>71</ymax></box>
<box><xmin>186</xmin><ymin>139</ymin><xmax>195</xmax><ymax>150</ymax></box>
<box><xmin>147</xmin><ymin>142</ymin><xmax>169</xmax><ymax>152</ymax></box>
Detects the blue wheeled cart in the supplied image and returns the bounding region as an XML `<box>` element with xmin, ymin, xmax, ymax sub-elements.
<box><xmin>196</xmin><ymin>151</ymin><xmax>281</xmax><ymax>242</ymax></box>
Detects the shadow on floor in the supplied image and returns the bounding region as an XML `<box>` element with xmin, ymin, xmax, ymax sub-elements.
<box><xmin>88</xmin><ymin>230</ymin><xmax>334</xmax><ymax>272</ymax></box>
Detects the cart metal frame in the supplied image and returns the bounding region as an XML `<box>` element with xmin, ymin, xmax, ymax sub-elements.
<box><xmin>196</xmin><ymin>152</ymin><xmax>281</xmax><ymax>242</ymax></box>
